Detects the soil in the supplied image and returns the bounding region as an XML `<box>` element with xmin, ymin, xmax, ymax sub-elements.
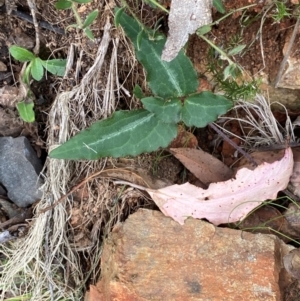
<box><xmin>1</xmin><ymin>0</ymin><xmax>300</xmax><ymax>299</ymax></box>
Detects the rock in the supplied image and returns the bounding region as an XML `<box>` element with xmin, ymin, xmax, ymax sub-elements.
<box><xmin>90</xmin><ymin>209</ymin><xmax>294</xmax><ymax>301</ymax></box>
<box><xmin>0</xmin><ymin>136</ymin><xmax>42</xmax><ymax>207</ymax></box>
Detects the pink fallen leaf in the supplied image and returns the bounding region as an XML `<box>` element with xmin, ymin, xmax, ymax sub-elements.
<box><xmin>146</xmin><ymin>148</ymin><xmax>293</xmax><ymax>225</ymax></box>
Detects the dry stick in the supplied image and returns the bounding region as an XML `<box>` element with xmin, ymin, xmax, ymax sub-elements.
<box><xmin>274</xmin><ymin>17</ymin><xmax>300</xmax><ymax>88</ymax></box>
<box><xmin>38</xmin><ymin>169</ymin><xmax>105</xmax><ymax>214</ymax></box>
<box><xmin>208</xmin><ymin>123</ymin><xmax>258</xmax><ymax>167</ymax></box>
<box><xmin>27</xmin><ymin>0</ymin><xmax>40</xmax><ymax>55</ymax></box>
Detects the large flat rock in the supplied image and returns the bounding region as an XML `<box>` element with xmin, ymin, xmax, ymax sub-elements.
<box><xmin>90</xmin><ymin>209</ymin><xmax>294</xmax><ymax>301</ymax></box>
<box><xmin>0</xmin><ymin>136</ymin><xmax>42</xmax><ymax>207</ymax></box>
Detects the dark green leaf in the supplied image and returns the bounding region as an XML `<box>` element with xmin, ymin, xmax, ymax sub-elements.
<box><xmin>49</xmin><ymin>110</ymin><xmax>178</xmax><ymax>160</ymax></box>
<box><xmin>55</xmin><ymin>0</ymin><xmax>72</xmax><ymax>9</ymax></box>
<box><xmin>141</xmin><ymin>97</ymin><xmax>182</xmax><ymax>123</ymax></box>
<box><xmin>114</xmin><ymin>6</ymin><xmax>126</xmax><ymax>27</ymax></box>
<box><xmin>83</xmin><ymin>27</ymin><xmax>94</xmax><ymax>40</ymax></box>
<box><xmin>31</xmin><ymin>58</ymin><xmax>44</xmax><ymax>81</ymax></box>
<box><xmin>82</xmin><ymin>9</ymin><xmax>98</xmax><ymax>29</ymax></box>
<box><xmin>213</xmin><ymin>0</ymin><xmax>225</xmax><ymax>13</ymax></box>
<box><xmin>115</xmin><ymin>8</ymin><xmax>198</xmax><ymax>99</ymax></box>
<box><xmin>133</xmin><ymin>85</ymin><xmax>144</xmax><ymax>99</ymax></box>
<box><xmin>17</xmin><ymin>101</ymin><xmax>35</xmax><ymax>123</ymax></box>
<box><xmin>41</xmin><ymin>59</ymin><xmax>66</xmax><ymax>76</ymax></box>
<box><xmin>9</xmin><ymin>46</ymin><xmax>35</xmax><ymax>62</ymax></box>
<box><xmin>182</xmin><ymin>92</ymin><xmax>232</xmax><ymax>127</ymax></box>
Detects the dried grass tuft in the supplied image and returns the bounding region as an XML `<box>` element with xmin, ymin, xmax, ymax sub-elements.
<box><xmin>218</xmin><ymin>93</ymin><xmax>295</xmax><ymax>150</ymax></box>
<box><xmin>0</xmin><ymin>10</ymin><xmax>145</xmax><ymax>300</ymax></box>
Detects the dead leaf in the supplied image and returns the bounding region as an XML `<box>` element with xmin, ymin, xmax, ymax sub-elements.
<box><xmin>169</xmin><ymin>125</ymin><xmax>198</xmax><ymax>148</ymax></box>
<box><xmin>146</xmin><ymin>148</ymin><xmax>293</xmax><ymax>225</ymax></box>
<box><xmin>170</xmin><ymin>148</ymin><xmax>233</xmax><ymax>185</ymax></box>
<box><xmin>161</xmin><ymin>0</ymin><xmax>212</xmax><ymax>62</ymax></box>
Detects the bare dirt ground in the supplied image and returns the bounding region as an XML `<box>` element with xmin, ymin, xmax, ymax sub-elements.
<box><xmin>0</xmin><ymin>0</ymin><xmax>300</xmax><ymax>299</ymax></box>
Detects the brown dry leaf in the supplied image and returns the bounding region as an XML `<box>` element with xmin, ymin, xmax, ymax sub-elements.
<box><xmin>169</xmin><ymin>125</ymin><xmax>198</xmax><ymax>148</ymax></box>
<box><xmin>238</xmin><ymin>206</ymin><xmax>292</xmax><ymax>241</ymax></box>
<box><xmin>146</xmin><ymin>148</ymin><xmax>293</xmax><ymax>225</ymax></box>
<box><xmin>284</xmin><ymin>249</ymin><xmax>300</xmax><ymax>280</ymax></box>
<box><xmin>170</xmin><ymin>148</ymin><xmax>233</xmax><ymax>185</ymax></box>
<box><xmin>161</xmin><ymin>0</ymin><xmax>212</xmax><ymax>62</ymax></box>
<box><xmin>235</xmin><ymin>149</ymin><xmax>286</xmax><ymax>171</ymax></box>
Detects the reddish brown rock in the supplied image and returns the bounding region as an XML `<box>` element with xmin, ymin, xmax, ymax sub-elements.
<box><xmin>91</xmin><ymin>209</ymin><xmax>293</xmax><ymax>301</ymax></box>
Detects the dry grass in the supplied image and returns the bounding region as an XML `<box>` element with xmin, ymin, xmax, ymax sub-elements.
<box><xmin>0</xmin><ymin>4</ymin><xmax>147</xmax><ymax>300</ymax></box>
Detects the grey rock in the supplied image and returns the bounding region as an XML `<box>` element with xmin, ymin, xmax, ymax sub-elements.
<box><xmin>0</xmin><ymin>137</ymin><xmax>43</xmax><ymax>207</ymax></box>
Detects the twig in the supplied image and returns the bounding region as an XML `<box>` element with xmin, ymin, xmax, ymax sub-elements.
<box><xmin>38</xmin><ymin>168</ymin><xmax>110</xmax><ymax>214</ymax></box>
<box><xmin>7</xmin><ymin>7</ymin><xmax>65</xmax><ymax>35</ymax></box>
<box><xmin>209</xmin><ymin>122</ymin><xmax>258</xmax><ymax>167</ymax></box>
<box><xmin>27</xmin><ymin>0</ymin><xmax>40</xmax><ymax>55</ymax></box>
<box><xmin>274</xmin><ymin>17</ymin><xmax>300</xmax><ymax>87</ymax></box>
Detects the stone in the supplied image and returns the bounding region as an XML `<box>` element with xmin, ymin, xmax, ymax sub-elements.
<box><xmin>91</xmin><ymin>209</ymin><xmax>294</xmax><ymax>301</ymax></box>
<box><xmin>0</xmin><ymin>136</ymin><xmax>42</xmax><ymax>207</ymax></box>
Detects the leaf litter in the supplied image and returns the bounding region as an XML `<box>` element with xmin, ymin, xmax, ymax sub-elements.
<box><xmin>146</xmin><ymin>147</ymin><xmax>293</xmax><ymax>225</ymax></box>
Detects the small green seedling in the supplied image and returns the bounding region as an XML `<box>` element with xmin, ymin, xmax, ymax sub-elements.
<box><xmin>55</xmin><ymin>0</ymin><xmax>98</xmax><ymax>40</ymax></box>
<box><xmin>9</xmin><ymin>45</ymin><xmax>66</xmax><ymax>122</ymax></box>
<box><xmin>272</xmin><ymin>1</ymin><xmax>291</xmax><ymax>23</ymax></box>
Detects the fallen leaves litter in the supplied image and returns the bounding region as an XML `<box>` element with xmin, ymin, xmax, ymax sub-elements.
<box><xmin>146</xmin><ymin>148</ymin><xmax>293</xmax><ymax>225</ymax></box>
<box><xmin>170</xmin><ymin>147</ymin><xmax>233</xmax><ymax>185</ymax></box>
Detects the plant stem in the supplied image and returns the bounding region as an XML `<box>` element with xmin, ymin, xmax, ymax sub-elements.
<box><xmin>199</xmin><ymin>34</ymin><xmax>235</xmax><ymax>65</ymax></box>
<box><xmin>211</xmin><ymin>3</ymin><xmax>257</xmax><ymax>26</ymax></box>
<box><xmin>209</xmin><ymin>122</ymin><xmax>258</xmax><ymax>167</ymax></box>
<box><xmin>71</xmin><ymin>3</ymin><xmax>83</xmax><ymax>28</ymax></box>
<box><xmin>148</xmin><ymin>0</ymin><xmax>169</xmax><ymax>13</ymax></box>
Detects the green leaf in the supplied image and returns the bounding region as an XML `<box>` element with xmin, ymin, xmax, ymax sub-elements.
<box><xmin>114</xmin><ymin>6</ymin><xmax>126</xmax><ymax>27</ymax></box>
<box><xmin>213</xmin><ymin>0</ymin><xmax>225</xmax><ymax>13</ymax></box>
<box><xmin>223</xmin><ymin>63</ymin><xmax>242</xmax><ymax>80</ymax></box>
<box><xmin>182</xmin><ymin>92</ymin><xmax>232</xmax><ymax>127</ymax></box>
<box><xmin>228</xmin><ymin>44</ymin><xmax>246</xmax><ymax>56</ymax></box>
<box><xmin>31</xmin><ymin>58</ymin><xmax>44</xmax><ymax>81</ymax></box>
<box><xmin>82</xmin><ymin>9</ymin><xmax>98</xmax><ymax>29</ymax></box>
<box><xmin>22</xmin><ymin>64</ymin><xmax>31</xmax><ymax>85</ymax></box>
<box><xmin>9</xmin><ymin>46</ymin><xmax>35</xmax><ymax>62</ymax></box>
<box><xmin>133</xmin><ymin>85</ymin><xmax>144</xmax><ymax>99</ymax></box>
<box><xmin>41</xmin><ymin>59</ymin><xmax>66</xmax><ymax>76</ymax></box>
<box><xmin>83</xmin><ymin>27</ymin><xmax>94</xmax><ymax>40</ymax></box>
<box><xmin>196</xmin><ymin>25</ymin><xmax>212</xmax><ymax>35</ymax></box>
<box><xmin>115</xmin><ymin>8</ymin><xmax>198</xmax><ymax>99</ymax></box>
<box><xmin>17</xmin><ymin>101</ymin><xmax>35</xmax><ymax>123</ymax></box>
<box><xmin>55</xmin><ymin>0</ymin><xmax>72</xmax><ymax>9</ymax></box>
<box><xmin>72</xmin><ymin>0</ymin><xmax>92</xmax><ymax>3</ymax></box>
<box><xmin>49</xmin><ymin>110</ymin><xmax>178</xmax><ymax>160</ymax></box>
<box><xmin>141</xmin><ymin>97</ymin><xmax>182</xmax><ymax>123</ymax></box>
